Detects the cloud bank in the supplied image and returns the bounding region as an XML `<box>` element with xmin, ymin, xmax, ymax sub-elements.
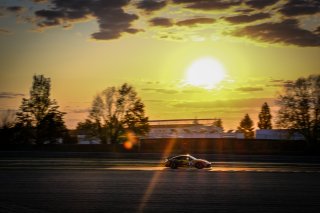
<box><xmin>2</xmin><ymin>0</ymin><xmax>319</xmax><ymax>46</ymax></box>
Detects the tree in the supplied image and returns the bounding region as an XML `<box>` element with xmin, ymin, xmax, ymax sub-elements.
<box><xmin>213</xmin><ymin>118</ymin><xmax>224</xmax><ymax>132</ymax></box>
<box><xmin>237</xmin><ymin>114</ymin><xmax>254</xmax><ymax>139</ymax></box>
<box><xmin>76</xmin><ymin>119</ymin><xmax>100</xmax><ymax>140</ymax></box>
<box><xmin>85</xmin><ymin>83</ymin><xmax>149</xmax><ymax>144</ymax></box>
<box><xmin>16</xmin><ymin>75</ymin><xmax>67</xmax><ymax>144</ymax></box>
<box><xmin>276</xmin><ymin>75</ymin><xmax>320</xmax><ymax>144</ymax></box>
<box><xmin>0</xmin><ymin>110</ymin><xmax>16</xmax><ymax>129</ymax></box>
<box><xmin>0</xmin><ymin>110</ymin><xmax>17</xmax><ymax>145</ymax></box>
<box><xmin>36</xmin><ymin>108</ymin><xmax>67</xmax><ymax>143</ymax></box>
<box><xmin>258</xmin><ymin>102</ymin><xmax>272</xmax><ymax>129</ymax></box>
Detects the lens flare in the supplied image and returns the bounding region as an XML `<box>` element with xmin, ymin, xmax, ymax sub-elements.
<box><xmin>138</xmin><ymin>138</ymin><xmax>178</xmax><ymax>212</ymax></box>
<box><xmin>123</xmin><ymin>141</ymin><xmax>133</xmax><ymax>150</ymax></box>
<box><xmin>123</xmin><ymin>131</ymin><xmax>138</xmax><ymax>150</ymax></box>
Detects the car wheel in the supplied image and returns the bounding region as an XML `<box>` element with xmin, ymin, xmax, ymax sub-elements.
<box><xmin>195</xmin><ymin>162</ymin><xmax>204</xmax><ymax>169</ymax></box>
<box><xmin>170</xmin><ymin>162</ymin><xmax>178</xmax><ymax>169</ymax></box>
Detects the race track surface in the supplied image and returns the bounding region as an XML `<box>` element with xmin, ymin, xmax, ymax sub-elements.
<box><xmin>1</xmin><ymin>156</ymin><xmax>320</xmax><ymax>212</ymax></box>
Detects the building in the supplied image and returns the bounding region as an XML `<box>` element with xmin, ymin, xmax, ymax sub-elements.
<box><xmin>73</xmin><ymin>129</ymin><xmax>102</xmax><ymax>144</ymax></box>
<box><xmin>144</xmin><ymin>119</ymin><xmax>244</xmax><ymax>139</ymax></box>
<box><xmin>77</xmin><ymin>134</ymin><xmax>101</xmax><ymax>144</ymax></box>
<box><xmin>256</xmin><ymin>129</ymin><xmax>305</xmax><ymax>140</ymax></box>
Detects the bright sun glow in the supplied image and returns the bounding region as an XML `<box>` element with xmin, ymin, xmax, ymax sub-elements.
<box><xmin>186</xmin><ymin>57</ymin><xmax>226</xmax><ymax>89</ymax></box>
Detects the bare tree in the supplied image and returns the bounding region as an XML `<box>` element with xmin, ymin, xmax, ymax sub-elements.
<box><xmin>276</xmin><ymin>75</ymin><xmax>320</xmax><ymax>144</ymax></box>
<box><xmin>87</xmin><ymin>83</ymin><xmax>149</xmax><ymax>144</ymax></box>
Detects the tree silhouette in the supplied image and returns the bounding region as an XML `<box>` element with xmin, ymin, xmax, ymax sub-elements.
<box><xmin>84</xmin><ymin>83</ymin><xmax>149</xmax><ymax>144</ymax></box>
<box><xmin>238</xmin><ymin>114</ymin><xmax>254</xmax><ymax>139</ymax></box>
<box><xmin>0</xmin><ymin>110</ymin><xmax>17</xmax><ymax>145</ymax></box>
<box><xmin>76</xmin><ymin>119</ymin><xmax>100</xmax><ymax>141</ymax></box>
<box><xmin>0</xmin><ymin>110</ymin><xmax>16</xmax><ymax>129</ymax></box>
<box><xmin>258</xmin><ymin>102</ymin><xmax>272</xmax><ymax>129</ymax></box>
<box><xmin>276</xmin><ymin>75</ymin><xmax>320</xmax><ymax>144</ymax></box>
<box><xmin>16</xmin><ymin>75</ymin><xmax>67</xmax><ymax>144</ymax></box>
<box><xmin>213</xmin><ymin>118</ymin><xmax>224</xmax><ymax>132</ymax></box>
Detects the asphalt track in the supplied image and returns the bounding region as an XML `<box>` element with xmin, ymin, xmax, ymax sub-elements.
<box><xmin>1</xmin><ymin>158</ymin><xmax>320</xmax><ymax>173</ymax></box>
<box><xmin>1</xmin><ymin>156</ymin><xmax>320</xmax><ymax>212</ymax></box>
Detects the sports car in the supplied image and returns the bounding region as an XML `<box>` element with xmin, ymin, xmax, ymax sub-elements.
<box><xmin>164</xmin><ymin>154</ymin><xmax>212</xmax><ymax>169</ymax></box>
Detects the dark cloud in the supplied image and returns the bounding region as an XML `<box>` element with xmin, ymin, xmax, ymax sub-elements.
<box><xmin>142</xmin><ymin>88</ymin><xmax>179</xmax><ymax>94</ymax></box>
<box><xmin>269</xmin><ymin>79</ymin><xmax>286</xmax><ymax>83</ymax></box>
<box><xmin>245</xmin><ymin>0</ymin><xmax>279</xmax><ymax>9</ymax></box>
<box><xmin>149</xmin><ymin>17</ymin><xmax>174</xmax><ymax>27</ymax></box>
<box><xmin>37</xmin><ymin>19</ymin><xmax>61</xmax><ymax>28</ymax></box>
<box><xmin>283</xmin><ymin>80</ymin><xmax>294</xmax><ymax>87</ymax></box>
<box><xmin>267</xmin><ymin>79</ymin><xmax>294</xmax><ymax>87</ymax></box>
<box><xmin>6</xmin><ymin>6</ymin><xmax>24</xmax><ymax>12</ymax></box>
<box><xmin>136</xmin><ymin>0</ymin><xmax>167</xmax><ymax>12</ymax></box>
<box><xmin>235</xmin><ymin>8</ymin><xmax>255</xmax><ymax>13</ymax></box>
<box><xmin>232</xmin><ymin>19</ymin><xmax>320</xmax><ymax>47</ymax></box>
<box><xmin>267</xmin><ymin>79</ymin><xmax>286</xmax><ymax>86</ymax></box>
<box><xmin>0</xmin><ymin>28</ymin><xmax>11</xmax><ymax>35</ymax></box>
<box><xmin>173</xmin><ymin>0</ymin><xmax>242</xmax><ymax>10</ymax></box>
<box><xmin>35</xmin><ymin>9</ymin><xmax>65</xmax><ymax>27</ymax></box>
<box><xmin>126</xmin><ymin>28</ymin><xmax>143</xmax><ymax>34</ymax></box>
<box><xmin>5</xmin><ymin>0</ymin><xmax>319</xmax><ymax>45</ymax></box>
<box><xmin>0</xmin><ymin>92</ymin><xmax>24</xmax><ymax>99</ymax></box>
<box><xmin>280</xmin><ymin>0</ymin><xmax>320</xmax><ymax>17</ymax></box>
<box><xmin>224</xmin><ymin>13</ymin><xmax>270</xmax><ymax>24</ymax></box>
<box><xmin>176</xmin><ymin>17</ymin><xmax>215</xmax><ymax>26</ymax></box>
<box><xmin>266</xmin><ymin>84</ymin><xmax>284</xmax><ymax>87</ymax></box>
<box><xmin>34</xmin><ymin>3</ymin><xmax>89</xmax><ymax>28</ymax></box>
<box><xmin>35</xmin><ymin>9</ymin><xmax>65</xmax><ymax>19</ymax></box>
<box><xmin>172</xmin><ymin>0</ymin><xmax>201</xmax><ymax>2</ymax></box>
<box><xmin>92</xmin><ymin>8</ymin><xmax>139</xmax><ymax>40</ymax></box>
<box><xmin>150</xmin><ymin>17</ymin><xmax>215</xmax><ymax>27</ymax></box>
<box><xmin>34</xmin><ymin>0</ymin><xmax>139</xmax><ymax>40</ymax></box>
<box><xmin>236</xmin><ymin>87</ymin><xmax>264</xmax><ymax>92</ymax></box>
<box><xmin>267</xmin><ymin>79</ymin><xmax>293</xmax><ymax>87</ymax></box>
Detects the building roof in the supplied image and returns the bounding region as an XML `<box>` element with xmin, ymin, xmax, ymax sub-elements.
<box><xmin>149</xmin><ymin>118</ymin><xmax>219</xmax><ymax>126</ymax></box>
<box><xmin>150</xmin><ymin>124</ymin><xmax>212</xmax><ymax>128</ymax></box>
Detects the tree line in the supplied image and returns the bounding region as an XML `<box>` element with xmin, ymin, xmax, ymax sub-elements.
<box><xmin>237</xmin><ymin>102</ymin><xmax>272</xmax><ymax>139</ymax></box>
<box><xmin>0</xmin><ymin>75</ymin><xmax>149</xmax><ymax>145</ymax></box>
<box><xmin>236</xmin><ymin>75</ymin><xmax>320</xmax><ymax>144</ymax></box>
<box><xmin>0</xmin><ymin>74</ymin><xmax>319</xmax><ymax>145</ymax></box>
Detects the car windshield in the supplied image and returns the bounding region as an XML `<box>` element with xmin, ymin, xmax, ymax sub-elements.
<box><xmin>188</xmin><ymin>155</ymin><xmax>196</xmax><ymax>160</ymax></box>
<box><xmin>175</xmin><ymin>156</ymin><xmax>188</xmax><ymax>160</ymax></box>
<box><xmin>170</xmin><ymin>155</ymin><xmax>197</xmax><ymax>161</ymax></box>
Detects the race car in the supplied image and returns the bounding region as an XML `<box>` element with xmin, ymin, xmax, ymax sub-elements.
<box><xmin>164</xmin><ymin>154</ymin><xmax>212</xmax><ymax>169</ymax></box>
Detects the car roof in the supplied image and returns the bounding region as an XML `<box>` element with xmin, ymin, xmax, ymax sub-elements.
<box><xmin>169</xmin><ymin>154</ymin><xmax>196</xmax><ymax>159</ymax></box>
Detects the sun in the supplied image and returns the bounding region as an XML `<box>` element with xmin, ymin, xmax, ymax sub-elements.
<box><xmin>185</xmin><ymin>57</ymin><xmax>226</xmax><ymax>89</ymax></box>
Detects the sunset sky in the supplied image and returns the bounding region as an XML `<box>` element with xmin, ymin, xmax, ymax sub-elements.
<box><xmin>0</xmin><ymin>0</ymin><xmax>319</xmax><ymax>130</ymax></box>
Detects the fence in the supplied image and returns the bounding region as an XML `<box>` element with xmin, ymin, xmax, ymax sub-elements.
<box><xmin>1</xmin><ymin>138</ymin><xmax>317</xmax><ymax>154</ymax></box>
